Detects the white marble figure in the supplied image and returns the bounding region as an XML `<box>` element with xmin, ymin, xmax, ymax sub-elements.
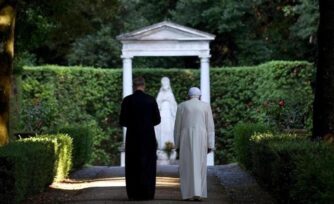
<box><xmin>155</xmin><ymin>77</ymin><xmax>177</xmax><ymax>150</ymax></box>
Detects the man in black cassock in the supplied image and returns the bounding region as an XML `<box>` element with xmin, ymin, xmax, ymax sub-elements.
<box><xmin>119</xmin><ymin>77</ymin><xmax>161</xmax><ymax>200</ymax></box>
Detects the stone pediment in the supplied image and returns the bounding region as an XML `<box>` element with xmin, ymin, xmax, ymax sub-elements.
<box><xmin>117</xmin><ymin>21</ymin><xmax>215</xmax><ymax>41</ymax></box>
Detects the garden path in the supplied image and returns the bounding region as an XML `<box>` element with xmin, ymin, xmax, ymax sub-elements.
<box><xmin>24</xmin><ymin>164</ymin><xmax>274</xmax><ymax>204</ymax></box>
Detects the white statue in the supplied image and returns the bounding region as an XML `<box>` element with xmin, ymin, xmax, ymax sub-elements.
<box><xmin>155</xmin><ymin>77</ymin><xmax>177</xmax><ymax>150</ymax></box>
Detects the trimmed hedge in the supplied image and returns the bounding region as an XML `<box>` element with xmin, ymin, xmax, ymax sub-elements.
<box><xmin>233</xmin><ymin>123</ymin><xmax>270</xmax><ymax>170</ymax></box>
<box><xmin>0</xmin><ymin>134</ymin><xmax>72</xmax><ymax>203</ymax></box>
<box><xmin>58</xmin><ymin>126</ymin><xmax>93</xmax><ymax>169</ymax></box>
<box><xmin>0</xmin><ymin>140</ymin><xmax>55</xmax><ymax>203</ymax></box>
<box><xmin>292</xmin><ymin>144</ymin><xmax>334</xmax><ymax>203</ymax></box>
<box><xmin>26</xmin><ymin>134</ymin><xmax>73</xmax><ymax>182</ymax></box>
<box><xmin>18</xmin><ymin>61</ymin><xmax>314</xmax><ymax>164</ymax></box>
<box><xmin>241</xmin><ymin>132</ymin><xmax>334</xmax><ymax>203</ymax></box>
<box><xmin>250</xmin><ymin>133</ymin><xmax>302</xmax><ymax>191</ymax></box>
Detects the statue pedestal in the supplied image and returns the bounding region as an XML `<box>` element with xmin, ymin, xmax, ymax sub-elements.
<box><xmin>157</xmin><ymin>150</ymin><xmax>178</xmax><ymax>165</ymax></box>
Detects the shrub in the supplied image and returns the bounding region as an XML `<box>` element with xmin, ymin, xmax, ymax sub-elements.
<box><xmin>25</xmin><ymin>134</ymin><xmax>73</xmax><ymax>182</ymax></box>
<box><xmin>250</xmin><ymin>133</ymin><xmax>302</xmax><ymax>192</ymax></box>
<box><xmin>233</xmin><ymin>123</ymin><xmax>270</xmax><ymax>169</ymax></box>
<box><xmin>0</xmin><ymin>140</ymin><xmax>55</xmax><ymax>203</ymax></box>
<box><xmin>18</xmin><ymin>61</ymin><xmax>314</xmax><ymax>164</ymax></box>
<box><xmin>58</xmin><ymin>125</ymin><xmax>93</xmax><ymax>169</ymax></box>
<box><xmin>248</xmin><ymin>132</ymin><xmax>334</xmax><ymax>203</ymax></box>
<box><xmin>265</xmin><ymin>138</ymin><xmax>312</xmax><ymax>202</ymax></box>
<box><xmin>292</xmin><ymin>143</ymin><xmax>334</xmax><ymax>203</ymax></box>
<box><xmin>0</xmin><ymin>134</ymin><xmax>73</xmax><ymax>203</ymax></box>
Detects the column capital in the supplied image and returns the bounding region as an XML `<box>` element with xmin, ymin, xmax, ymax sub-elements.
<box><xmin>199</xmin><ymin>55</ymin><xmax>211</xmax><ymax>60</ymax></box>
<box><xmin>121</xmin><ymin>55</ymin><xmax>133</xmax><ymax>59</ymax></box>
<box><xmin>200</xmin><ymin>57</ymin><xmax>210</xmax><ymax>63</ymax></box>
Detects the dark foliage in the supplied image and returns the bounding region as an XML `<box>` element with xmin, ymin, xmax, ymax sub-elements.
<box><xmin>58</xmin><ymin>126</ymin><xmax>93</xmax><ymax>169</ymax></box>
<box><xmin>236</xmin><ymin>131</ymin><xmax>334</xmax><ymax>203</ymax></box>
<box><xmin>17</xmin><ymin>61</ymin><xmax>314</xmax><ymax>164</ymax></box>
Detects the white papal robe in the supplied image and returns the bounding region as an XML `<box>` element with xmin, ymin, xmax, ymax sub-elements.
<box><xmin>174</xmin><ymin>98</ymin><xmax>215</xmax><ymax>200</ymax></box>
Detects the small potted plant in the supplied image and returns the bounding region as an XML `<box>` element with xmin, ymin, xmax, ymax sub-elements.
<box><xmin>163</xmin><ymin>141</ymin><xmax>175</xmax><ymax>160</ymax></box>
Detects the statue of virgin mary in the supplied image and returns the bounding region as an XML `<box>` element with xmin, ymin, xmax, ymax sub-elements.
<box><xmin>155</xmin><ymin>77</ymin><xmax>177</xmax><ymax>150</ymax></box>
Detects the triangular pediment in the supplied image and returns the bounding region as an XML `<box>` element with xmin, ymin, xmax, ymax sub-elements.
<box><xmin>117</xmin><ymin>21</ymin><xmax>215</xmax><ymax>41</ymax></box>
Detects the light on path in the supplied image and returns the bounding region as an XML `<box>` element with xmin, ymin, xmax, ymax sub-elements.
<box><xmin>51</xmin><ymin>177</ymin><xmax>179</xmax><ymax>190</ymax></box>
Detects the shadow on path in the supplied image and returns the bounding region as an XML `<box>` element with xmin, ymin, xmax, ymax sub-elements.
<box><xmin>24</xmin><ymin>165</ymin><xmax>231</xmax><ymax>204</ymax></box>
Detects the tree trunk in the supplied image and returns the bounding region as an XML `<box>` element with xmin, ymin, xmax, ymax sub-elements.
<box><xmin>313</xmin><ymin>1</ymin><xmax>334</xmax><ymax>139</ymax></box>
<box><xmin>0</xmin><ymin>0</ymin><xmax>16</xmax><ymax>146</ymax></box>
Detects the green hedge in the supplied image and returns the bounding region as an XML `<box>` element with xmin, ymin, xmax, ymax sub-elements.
<box><xmin>0</xmin><ymin>134</ymin><xmax>72</xmax><ymax>203</ymax></box>
<box><xmin>0</xmin><ymin>140</ymin><xmax>55</xmax><ymax>203</ymax></box>
<box><xmin>26</xmin><ymin>134</ymin><xmax>73</xmax><ymax>182</ymax></box>
<box><xmin>58</xmin><ymin>125</ymin><xmax>93</xmax><ymax>169</ymax></box>
<box><xmin>245</xmin><ymin>132</ymin><xmax>334</xmax><ymax>203</ymax></box>
<box><xmin>292</xmin><ymin>143</ymin><xmax>334</xmax><ymax>203</ymax></box>
<box><xmin>18</xmin><ymin>61</ymin><xmax>314</xmax><ymax>164</ymax></box>
<box><xmin>250</xmin><ymin>133</ymin><xmax>302</xmax><ymax>191</ymax></box>
<box><xmin>233</xmin><ymin>123</ymin><xmax>271</xmax><ymax>170</ymax></box>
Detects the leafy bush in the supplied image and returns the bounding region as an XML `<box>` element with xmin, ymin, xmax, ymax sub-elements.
<box><xmin>25</xmin><ymin>134</ymin><xmax>73</xmax><ymax>182</ymax></box>
<box><xmin>58</xmin><ymin>126</ymin><xmax>93</xmax><ymax>169</ymax></box>
<box><xmin>0</xmin><ymin>134</ymin><xmax>73</xmax><ymax>203</ymax></box>
<box><xmin>247</xmin><ymin>132</ymin><xmax>334</xmax><ymax>203</ymax></box>
<box><xmin>18</xmin><ymin>61</ymin><xmax>314</xmax><ymax>164</ymax></box>
<box><xmin>0</xmin><ymin>140</ymin><xmax>55</xmax><ymax>203</ymax></box>
<box><xmin>292</xmin><ymin>143</ymin><xmax>334</xmax><ymax>203</ymax></box>
<box><xmin>250</xmin><ymin>133</ymin><xmax>304</xmax><ymax>201</ymax></box>
<box><xmin>233</xmin><ymin>123</ymin><xmax>270</xmax><ymax>169</ymax></box>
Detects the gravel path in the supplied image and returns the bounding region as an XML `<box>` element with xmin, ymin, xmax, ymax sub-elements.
<box><xmin>23</xmin><ymin>164</ymin><xmax>274</xmax><ymax>204</ymax></box>
<box><xmin>214</xmin><ymin>163</ymin><xmax>274</xmax><ymax>204</ymax></box>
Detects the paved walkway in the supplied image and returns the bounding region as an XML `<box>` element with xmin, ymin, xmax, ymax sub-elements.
<box><xmin>24</xmin><ymin>164</ymin><xmax>274</xmax><ymax>204</ymax></box>
<box><xmin>214</xmin><ymin>164</ymin><xmax>274</xmax><ymax>204</ymax></box>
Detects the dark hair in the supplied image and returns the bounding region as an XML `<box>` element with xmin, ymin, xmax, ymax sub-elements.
<box><xmin>133</xmin><ymin>77</ymin><xmax>145</xmax><ymax>88</ymax></box>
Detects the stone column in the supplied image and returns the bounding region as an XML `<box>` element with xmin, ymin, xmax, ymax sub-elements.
<box><xmin>121</xmin><ymin>56</ymin><xmax>133</xmax><ymax>167</ymax></box>
<box><xmin>123</xmin><ymin>57</ymin><xmax>133</xmax><ymax>98</ymax></box>
<box><xmin>200</xmin><ymin>56</ymin><xmax>214</xmax><ymax>166</ymax></box>
<box><xmin>200</xmin><ymin>57</ymin><xmax>210</xmax><ymax>103</ymax></box>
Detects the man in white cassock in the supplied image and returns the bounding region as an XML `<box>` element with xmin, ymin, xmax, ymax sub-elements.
<box><xmin>174</xmin><ymin>87</ymin><xmax>215</xmax><ymax>201</ymax></box>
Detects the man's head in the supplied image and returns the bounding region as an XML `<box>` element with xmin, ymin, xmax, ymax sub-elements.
<box><xmin>188</xmin><ymin>87</ymin><xmax>201</xmax><ymax>99</ymax></box>
<box><xmin>133</xmin><ymin>77</ymin><xmax>145</xmax><ymax>91</ymax></box>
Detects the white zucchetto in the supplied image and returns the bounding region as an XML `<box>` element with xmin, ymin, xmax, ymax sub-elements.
<box><xmin>188</xmin><ymin>87</ymin><xmax>201</xmax><ymax>97</ymax></box>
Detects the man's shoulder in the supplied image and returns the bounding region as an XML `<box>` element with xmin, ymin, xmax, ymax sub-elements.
<box><xmin>123</xmin><ymin>95</ymin><xmax>132</xmax><ymax>102</ymax></box>
<box><xmin>200</xmin><ymin>101</ymin><xmax>212</xmax><ymax>110</ymax></box>
<box><xmin>200</xmin><ymin>100</ymin><xmax>211</xmax><ymax>108</ymax></box>
<box><xmin>187</xmin><ymin>99</ymin><xmax>207</xmax><ymax>105</ymax></box>
<box><xmin>185</xmin><ymin>99</ymin><xmax>211</xmax><ymax>109</ymax></box>
<box><xmin>178</xmin><ymin>101</ymin><xmax>188</xmax><ymax>108</ymax></box>
<box><xmin>143</xmin><ymin>92</ymin><xmax>156</xmax><ymax>101</ymax></box>
<box><xmin>179</xmin><ymin>99</ymin><xmax>196</xmax><ymax>106</ymax></box>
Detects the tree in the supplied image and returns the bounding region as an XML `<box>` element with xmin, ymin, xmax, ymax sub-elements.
<box><xmin>13</xmin><ymin>0</ymin><xmax>319</xmax><ymax>67</ymax></box>
<box><xmin>15</xmin><ymin>0</ymin><xmax>68</xmax><ymax>66</ymax></box>
<box><xmin>171</xmin><ymin>0</ymin><xmax>319</xmax><ymax>66</ymax></box>
<box><xmin>312</xmin><ymin>0</ymin><xmax>334</xmax><ymax>139</ymax></box>
<box><xmin>0</xmin><ymin>0</ymin><xmax>17</xmax><ymax>145</ymax></box>
<box><xmin>67</xmin><ymin>25</ymin><xmax>121</xmax><ymax>68</ymax></box>
<box><xmin>15</xmin><ymin>0</ymin><xmax>121</xmax><ymax>66</ymax></box>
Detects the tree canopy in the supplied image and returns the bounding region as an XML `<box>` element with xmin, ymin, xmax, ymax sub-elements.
<box><xmin>15</xmin><ymin>0</ymin><xmax>319</xmax><ymax>68</ymax></box>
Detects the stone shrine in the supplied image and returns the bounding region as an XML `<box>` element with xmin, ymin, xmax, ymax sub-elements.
<box><xmin>117</xmin><ymin>21</ymin><xmax>215</xmax><ymax>166</ymax></box>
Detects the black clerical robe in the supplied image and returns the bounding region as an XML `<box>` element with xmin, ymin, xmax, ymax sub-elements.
<box><xmin>119</xmin><ymin>90</ymin><xmax>161</xmax><ymax>200</ymax></box>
